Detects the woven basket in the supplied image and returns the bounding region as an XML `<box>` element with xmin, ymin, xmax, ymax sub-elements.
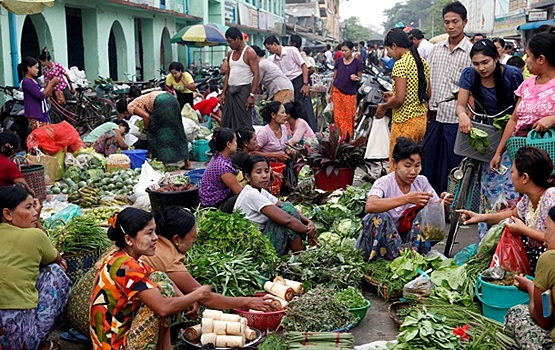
<box><xmin>363</xmin><ymin>274</ymin><xmax>402</xmax><ymax>302</ymax></box>
<box><xmin>21</xmin><ymin>164</ymin><xmax>46</xmax><ymax>202</ymax></box>
<box><xmin>65</xmin><ymin>250</ymin><xmax>104</xmax><ymax>284</ymax></box>
<box><xmin>388</xmin><ymin>301</ymin><xmax>410</xmax><ymax>328</ymax></box>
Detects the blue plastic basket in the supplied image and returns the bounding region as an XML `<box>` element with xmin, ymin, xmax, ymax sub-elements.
<box><xmin>192</xmin><ymin>139</ymin><xmax>210</xmax><ymax>162</ymax></box>
<box><xmin>187</xmin><ymin>168</ymin><xmax>205</xmax><ymax>187</ymax></box>
<box><xmin>122</xmin><ymin>149</ymin><xmax>147</xmax><ymax>169</ymax></box>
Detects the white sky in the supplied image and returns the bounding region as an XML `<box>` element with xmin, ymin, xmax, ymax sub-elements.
<box><xmin>339</xmin><ymin>0</ymin><xmax>402</xmax><ymax>33</ymax></box>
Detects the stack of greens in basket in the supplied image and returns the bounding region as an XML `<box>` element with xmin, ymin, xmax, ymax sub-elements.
<box><xmin>47</xmin><ymin>216</ymin><xmax>111</xmax><ymax>256</ymax></box>
<box><xmin>185</xmin><ymin>209</ymin><xmax>278</xmax><ymax>296</ymax></box>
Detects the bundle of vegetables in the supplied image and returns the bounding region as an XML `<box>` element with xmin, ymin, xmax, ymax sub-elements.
<box><xmin>276</xmin><ymin>245</ymin><xmax>365</xmax><ymax>290</ymax></box>
<box><xmin>468</xmin><ymin>127</ymin><xmax>490</xmax><ymax>154</ymax></box>
<box><xmin>195</xmin><ymin>210</ymin><xmax>278</xmax><ymax>276</ymax></box>
<box><xmin>258</xmin><ymin>333</ymin><xmax>287</xmax><ymax>350</ymax></box>
<box><xmin>285</xmin><ymin>331</ymin><xmax>354</xmax><ymax>349</ymax></box>
<box><xmin>281</xmin><ymin>287</ymin><xmax>357</xmax><ymax>332</ymax></box>
<box><xmin>397</xmin><ymin>298</ymin><xmax>517</xmax><ymax>349</ymax></box>
<box><xmin>387</xmin><ymin>307</ymin><xmax>460</xmax><ymax>349</ymax></box>
<box><xmin>364</xmin><ymin>259</ymin><xmax>406</xmax><ymax>300</ymax></box>
<box><xmin>336</xmin><ymin>182</ymin><xmax>372</xmax><ymax>217</ymax></box>
<box><xmin>334</xmin><ymin>286</ymin><xmax>367</xmax><ymax>309</ymax></box>
<box><xmin>185</xmin><ymin>248</ymin><xmax>265</xmax><ymax>297</ymax></box>
<box><xmin>47</xmin><ymin>216</ymin><xmax>111</xmax><ymax>256</ymax></box>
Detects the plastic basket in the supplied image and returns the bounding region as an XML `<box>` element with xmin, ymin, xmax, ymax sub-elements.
<box><xmin>506</xmin><ymin>129</ymin><xmax>555</xmax><ymax>169</ymax></box>
<box><xmin>21</xmin><ymin>164</ymin><xmax>46</xmax><ymax>202</ymax></box>
<box><xmin>187</xmin><ymin>168</ymin><xmax>206</xmax><ymax>187</ymax></box>
<box><xmin>192</xmin><ymin>139</ymin><xmax>210</xmax><ymax>162</ymax></box>
<box><xmin>232</xmin><ymin>308</ymin><xmax>286</xmax><ymax>331</ymax></box>
<box><xmin>269</xmin><ymin>162</ymin><xmax>286</xmax><ymax>196</ymax></box>
<box><xmin>475</xmin><ymin>275</ymin><xmax>530</xmax><ymax>323</ymax></box>
<box><xmin>146</xmin><ymin>187</ymin><xmax>199</xmax><ymax>212</ymax></box>
<box><xmin>348</xmin><ymin>299</ymin><xmax>371</xmax><ymax>327</ymax></box>
<box><xmin>122</xmin><ymin>149</ymin><xmax>147</xmax><ymax>169</ymax></box>
<box><xmin>454</xmin><ymin>122</ymin><xmax>502</xmax><ymax>162</ymax></box>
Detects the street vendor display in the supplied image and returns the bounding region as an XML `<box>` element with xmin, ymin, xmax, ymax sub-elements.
<box><xmin>89</xmin><ymin>207</ymin><xmax>212</xmax><ymax>349</ymax></box>
<box><xmin>0</xmin><ymin>185</ymin><xmax>70</xmax><ymax>350</ymax></box>
<box><xmin>356</xmin><ymin>138</ymin><xmax>452</xmax><ymax>261</ymax></box>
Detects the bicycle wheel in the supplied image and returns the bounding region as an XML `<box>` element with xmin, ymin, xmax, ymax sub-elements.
<box><xmin>83</xmin><ymin>109</ymin><xmax>105</xmax><ymax>132</ymax></box>
<box><xmin>444</xmin><ymin>161</ymin><xmax>477</xmax><ymax>257</ymax></box>
<box><xmin>95</xmin><ymin>98</ymin><xmax>118</xmax><ymax>121</ymax></box>
<box><xmin>49</xmin><ymin>108</ymin><xmax>64</xmax><ymax>124</ymax></box>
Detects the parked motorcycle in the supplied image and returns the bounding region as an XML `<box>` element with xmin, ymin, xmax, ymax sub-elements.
<box><xmin>0</xmin><ymin>86</ymin><xmax>28</xmax><ymax>149</ymax></box>
<box><xmin>354</xmin><ymin>64</ymin><xmax>393</xmax><ymax>139</ymax></box>
<box><xmin>194</xmin><ymin>68</ymin><xmax>222</xmax><ymax>95</ymax></box>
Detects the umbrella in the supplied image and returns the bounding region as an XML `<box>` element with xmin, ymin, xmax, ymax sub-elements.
<box><xmin>171</xmin><ymin>23</ymin><xmax>227</xmax><ymax>47</ymax></box>
<box><xmin>2</xmin><ymin>0</ymin><xmax>54</xmax><ymax>15</ymax></box>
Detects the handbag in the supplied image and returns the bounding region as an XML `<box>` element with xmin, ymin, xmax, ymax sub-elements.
<box><xmin>506</xmin><ymin>128</ymin><xmax>555</xmax><ymax>165</ymax></box>
<box><xmin>55</xmin><ymin>90</ymin><xmax>66</xmax><ymax>105</ymax></box>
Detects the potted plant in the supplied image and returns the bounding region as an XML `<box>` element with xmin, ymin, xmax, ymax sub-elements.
<box><xmin>296</xmin><ymin>125</ymin><xmax>370</xmax><ymax>191</ymax></box>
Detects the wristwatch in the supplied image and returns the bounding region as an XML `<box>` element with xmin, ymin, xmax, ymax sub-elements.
<box><xmin>249</xmin><ymin>93</ymin><xmax>255</xmax><ymax>97</ymax></box>
<box><xmin>303</xmin><ymin>82</ymin><xmax>308</xmax><ymax>86</ymax></box>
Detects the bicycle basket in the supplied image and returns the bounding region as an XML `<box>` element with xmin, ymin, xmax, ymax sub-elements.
<box><xmin>506</xmin><ymin>129</ymin><xmax>555</xmax><ymax>169</ymax></box>
<box><xmin>454</xmin><ymin>122</ymin><xmax>502</xmax><ymax>163</ymax></box>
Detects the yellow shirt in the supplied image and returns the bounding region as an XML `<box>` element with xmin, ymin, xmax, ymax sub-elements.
<box><xmin>140</xmin><ymin>236</ymin><xmax>187</xmax><ymax>273</ymax></box>
<box><xmin>166</xmin><ymin>72</ymin><xmax>194</xmax><ymax>94</ymax></box>
<box><xmin>0</xmin><ymin>223</ymin><xmax>58</xmax><ymax>309</ymax></box>
<box><xmin>391</xmin><ymin>52</ymin><xmax>430</xmax><ymax>123</ymax></box>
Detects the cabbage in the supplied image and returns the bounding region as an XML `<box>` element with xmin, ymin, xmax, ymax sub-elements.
<box><xmin>63</xmin><ymin>166</ymin><xmax>82</xmax><ymax>183</ymax></box>
<box><xmin>319</xmin><ymin>232</ymin><xmax>341</xmax><ymax>245</ymax></box>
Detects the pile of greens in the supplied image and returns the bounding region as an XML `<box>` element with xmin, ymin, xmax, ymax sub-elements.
<box><xmin>468</xmin><ymin>128</ymin><xmax>490</xmax><ymax>154</ymax></box>
<box><xmin>276</xmin><ymin>245</ymin><xmax>366</xmax><ymax>290</ymax></box>
<box><xmin>185</xmin><ymin>248</ymin><xmax>264</xmax><ymax>297</ymax></box>
<box><xmin>334</xmin><ymin>286</ymin><xmax>368</xmax><ymax>309</ymax></box>
<box><xmin>258</xmin><ymin>333</ymin><xmax>287</xmax><ymax>350</ymax></box>
<box><xmin>195</xmin><ymin>209</ymin><xmax>278</xmax><ymax>276</ymax></box>
<box><xmin>47</xmin><ymin>216</ymin><xmax>111</xmax><ymax>256</ymax></box>
<box><xmin>282</xmin><ymin>286</ymin><xmax>357</xmax><ymax>332</ymax></box>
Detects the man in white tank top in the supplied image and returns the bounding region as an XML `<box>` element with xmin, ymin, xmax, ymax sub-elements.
<box><xmin>221</xmin><ymin>27</ymin><xmax>259</xmax><ymax>131</ymax></box>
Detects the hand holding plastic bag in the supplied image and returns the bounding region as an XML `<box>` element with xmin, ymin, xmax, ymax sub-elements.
<box><xmin>420</xmin><ymin>198</ymin><xmax>447</xmax><ymax>241</ymax></box>
<box><xmin>490</xmin><ymin>227</ymin><xmax>531</xmax><ymax>275</ymax></box>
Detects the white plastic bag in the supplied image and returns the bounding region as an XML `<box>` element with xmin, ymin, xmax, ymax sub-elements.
<box><xmin>128</xmin><ymin>115</ymin><xmax>147</xmax><ymax>140</ymax></box>
<box><xmin>131</xmin><ymin>162</ymin><xmax>162</xmax><ymax>201</ymax></box>
<box><xmin>365</xmin><ymin>116</ymin><xmax>390</xmax><ymax>160</ymax></box>
<box><xmin>182</xmin><ymin>117</ymin><xmax>201</xmax><ymax>142</ymax></box>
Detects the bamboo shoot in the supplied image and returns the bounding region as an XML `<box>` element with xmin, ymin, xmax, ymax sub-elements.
<box><xmin>183</xmin><ymin>324</ymin><xmax>201</xmax><ymax>341</ymax></box>
<box><xmin>215</xmin><ymin>335</ymin><xmax>245</xmax><ymax>348</ymax></box>
<box><xmin>264</xmin><ymin>281</ymin><xmax>295</xmax><ymax>301</ymax></box>
<box><xmin>200</xmin><ymin>333</ymin><xmax>217</xmax><ymax>345</ymax></box>
<box><xmin>202</xmin><ymin>309</ymin><xmax>223</xmax><ymax>320</ymax></box>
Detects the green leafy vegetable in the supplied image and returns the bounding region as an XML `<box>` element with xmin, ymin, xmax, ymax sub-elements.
<box><xmin>468</xmin><ymin>128</ymin><xmax>490</xmax><ymax>154</ymax></box>
<box><xmin>258</xmin><ymin>333</ymin><xmax>287</xmax><ymax>350</ymax></box>
<box><xmin>334</xmin><ymin>286</ymin><xmax>368</xmax><ymax>308</ymax></box>
<box><xmin>493</xmin><ymin>114</ymin><xmax>511</xmax><ymax>132</ymax></box>
<box><xmin>47</xmin><ymin>216</ymin><xmax>111</xmax><ymax>256</ymax></box>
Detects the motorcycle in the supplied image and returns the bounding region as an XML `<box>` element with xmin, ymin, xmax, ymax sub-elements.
<box><xmin>353</xmin><ymin>64</ymin><xmax>393</xmax><ymax>140</ymax></box>
<box><xmin>194</xmin><ymin>68</ymin><xmax>222</xmax><ymax>96</ymax></box>
<box><xmin>0</xmin><ymin>86</ymin><xmax>28</xmax><ymax>149</ymax></box>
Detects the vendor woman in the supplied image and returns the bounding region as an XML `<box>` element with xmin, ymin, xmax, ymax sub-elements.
<box><xmin>199</xmin><ymin>128</ymin><xmax>243</xmax><ymax>208</ymax></box>
<box><xmin>142</xmin><ymin>206</ymin><xmax>273</xmax><ymax>314</ymax></box>
<box><xmin>83</xmin><ymin>120</ymin><xmax>129</xmax><ymax>156</ymax></box>
<box><xmin>233</xmin><ymin>155</ymin><xmax>317</xmax><ymax>255</ymax></box>
<box><xmin>356</xmin><ymin>137</ymin><xmax>452</xmax><ymax>261</ymax></box>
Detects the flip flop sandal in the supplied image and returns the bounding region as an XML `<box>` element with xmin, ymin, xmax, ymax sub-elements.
<box><xmin>60</xmin><ymin>329</ymin><xmax>91</xmax><ymax>344</ymax></box>
<box><xmin>42</xmin><ymin>340</ymin><xmax>60</xmax><ymax>350</ymax></box>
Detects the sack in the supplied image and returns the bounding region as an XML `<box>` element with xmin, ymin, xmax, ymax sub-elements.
<box><xmin>365</xmin><ymin>116</ymin><xmax>390</xmax><ymax>159</ymax></box>
<box><xmin>420</xmin><ymin>200</ymin><xmax>447</xmax><ymax>241</ymax></box>
<box><xmin>181</xmin><ymin>103</ymin><xmax>199</xmax><ymax>123</ymax></box>
<box><xmin>27</xmin><ymin>121</ymin><xmax>84</xmax><ymax>154</ymax></box>
<box><xmin>26</xmin><ymin>149</ymin><xmax>58</xmax><ymax>185</ymax></box>
<box><xmin>506</xmin><ymin>128</ymin><xmax>555</xmax><ymax>167</ymax></box>
<box><xmin>55</xmin><ymin>90</ymin><xmax>66</xmax><ymax>105</ymax></box>
<box><xmin>490</xmin><ymin>227</ymin><xmax>531</xmax><ymax>275</ymax></box>
<box><xmin>398</xmin><ymin>205</ymin><xmax>422</xmax><ymax>234</ymax></box>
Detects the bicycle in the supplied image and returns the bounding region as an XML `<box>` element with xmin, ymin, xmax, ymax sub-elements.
<box><xmin>49</xmin><ymin>87</ymin><xmax>116</xmax><ymax>135</ymax></box>
<box><xmin>443</xmin><ymin>99</ymin><xmax>513</xmax><ymax>257</ymax></box>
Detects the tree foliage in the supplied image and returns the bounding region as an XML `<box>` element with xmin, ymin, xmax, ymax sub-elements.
<box><xmin>382</xmin><ymin>0</ymin><xmax>453</xmax><ymax>39</ymax></box>
<box><xmin>341</xmin><ymin>16</ymin><xmax>382</xmax><ymax>43</ymax></box>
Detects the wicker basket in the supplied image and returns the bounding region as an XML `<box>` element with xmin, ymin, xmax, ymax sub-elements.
<box><xmin>21</xmin><ymin>164</ymin><xmax>47</xmax><ymax>202</ymax></box>
<box><xmin>65</xmin><ymin>250</ymin><xmax>104</xmax><ymax>284</ymax></box>
<box><xmin>363</xmin><ymin>274</ymin><xmax>403</xmax><ymax>302</ymax></box>
<box><xmin>388</xmin><ymin>301</ymin><xmax>410</xmax><ymax>328</ymax></box>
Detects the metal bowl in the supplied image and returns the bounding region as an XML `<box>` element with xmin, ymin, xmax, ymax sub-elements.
<box><xmin>179</xmin><ymin>327</ymin><xmax>263</xmax><ymax>349</ymax></box>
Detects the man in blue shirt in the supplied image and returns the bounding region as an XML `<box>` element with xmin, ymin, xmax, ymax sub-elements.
<box><xmin>359</xmin><ymin>41</ymin><xmax>368</xmax><ymax>67</ymax></box>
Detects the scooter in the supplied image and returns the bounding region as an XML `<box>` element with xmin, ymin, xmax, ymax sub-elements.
<box><xmin>353</xmin><ymin>64</ymin><xmax>393</xmax><ymax>139</ymax></box>
<box><xmin>0</xmin><ymin>86</ymin><xmax>28</xmax><ymax>148</ymax></box>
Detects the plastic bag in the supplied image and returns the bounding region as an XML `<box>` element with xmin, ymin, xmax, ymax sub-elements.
<box><xmin>26</xmin><ymin>149</ymin><xmax>58</xmax><ymax>185</ymax></box>
<box><xmin>403</xmin><ymin>276</ymin><xmax>434</xmax><ymax>298</ymax></box>
<box><xmin>44</xmin><ymin>203</ymin><xmax>82</xmax><ymax>228</ymax></box>
<box><xmin>26</xmin><ymin>121</ymin><xmax>84</xmax><ymax>154</ymax></box>
<box><xmin>322</xmin><ymin>102</ymin><xmax>333</xmax><ymax>119</ymax></box>
<box><xmin>181</xmin><ymin>103</ymin><xmax>199</xmax><ymax>123</ymax></box>
<box><xmin>364</xmin><ymin>116</ymin><xmax>390</xmax><ymax>160</ymax></box>
<box><xmin>131</xmin><ymin>161</ymin><xmax>162</xmax><ymax>203</ymax></box>
<box><xmin>182</xmin><ymin>117</ymin><xmax>201</xmax><ymax>142</ymax></box>
<box><xmin>420</xmin><ymin>199</ymin><xmax>446</xmax><ymax>241</ymax></box>
<box><xmin>490</xmin><ymin>227</ymin><xmax>531</xmax><ymax>275</ymax></box>
<box><xmin>453</xmin><ymin>243</ymin><xmax>479</xmax><ymax>266</ymax></box>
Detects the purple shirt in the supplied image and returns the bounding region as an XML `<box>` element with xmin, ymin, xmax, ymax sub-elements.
<box><xmin>368</xmin><ymin>172</ymin><xmax>438</xmax><ymax>228</ymax></box>
<box><xmin>199</xmin><ymin>152</ymin><xmax>237</xmax><ymax>206</ymax></box>
<box><xmin>333</xmin><ymin>57</ymin><xmax>363</xmax><ymax>95</ymax></box>
<box><xmin>257</xmin><ymin>125</ymin><xmax>288</xmax><ymax>153</ymax></box>
<box><xmin>22</xmin><ymin>78</ymin><xmax>49</xmax><ymax>122</ymax></box>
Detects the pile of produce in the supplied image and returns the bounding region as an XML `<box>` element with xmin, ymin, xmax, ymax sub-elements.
<box><xmin>334</xmin><ymin>286</ymin><xmax>367</xmax><ymax>309</ymax></box>
<box><xmin>154</xmin><ymin>182</ymin><xmax>196</xmax><ymax>193</ymax></box>
<box><xmin>193</xmin><ymin>210</ymin><xmax>279</xmax><ymax>276</ymax></box>
<box><xmin>258</xmin><ymin>333</ymin><xmax>287</xmax><ymax>350</ymax></box>
<box><xmin>468</xmin><ymin>127</ymin><xmax>490</xmax><ymax>154</ymax></box>
<box><xmin>68</xmin><ymin>186</ymin><xmax>101</xmax><ymax>208</ymax></box>
<box><xmin>82</xmin><ymin>207</ymin><xmax>121</xmax><ymax>226</ymax></box>
<box><xmin>276</xmin><ymin>245</ymin><xmax>365</xmax><ymax>290</ymax></box>
<box><xmin>182</xmin><ymin>309</ymin><xmax>258</xmax><ymax>348</ymax></box>
<box><xmin>281</xmin><ymin>286</ymin><xmax>357</xmax><ymax>332</ymax></box>
<box><xmin>285</xmin><ymin>332</ymin><xmax>354</xmax><ymax>349</ymax></box>
<box><xmin>54</xmin><ymin>167</ymin><xmax>140</xmax><ymax>198</ymax></box>
<box><xmin>186</xmin><ymin>249</ymin><xmax>265</xmax><ymax>297</ymax></box>
<box><xmin>47</xmin><ymin>216</ymin><xmax>111</xmax><ymax>256</ymax></box>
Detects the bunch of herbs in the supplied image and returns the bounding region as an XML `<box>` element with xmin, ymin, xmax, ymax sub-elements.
<box><xmin>334</xmin><ymin>286</ymin><xmax>368</xmax><ymax>309</ymax></box>
<box><xmin>47</xmin><ymin>216</ymin><xmax>111</xmax><ymax>256</ymax></box>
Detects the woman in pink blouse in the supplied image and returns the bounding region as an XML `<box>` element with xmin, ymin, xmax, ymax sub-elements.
<box><xmin>491</xmin><ymin>30</ymin><xmax>555</xmax><ymax>171</ymax></box>
<box><xmin>38</xmin><ymin>47</ymin><xmax>74</xmax><ymax>104</ymax></box>
<box><xmin>256</xmin><ymin>101</ymin><xmax>294</xmax><ymax>161</ymax></box>
<box><xmin>284</xmin><ymin>101</ymin><xmax>315</xmax><ymax>147</ymax></box>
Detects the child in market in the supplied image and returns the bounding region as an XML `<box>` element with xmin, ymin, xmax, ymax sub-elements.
<box><xmin>0</xmin><ymin>131</ymin><xmax>33</xmax><ymax>192</ymax></box>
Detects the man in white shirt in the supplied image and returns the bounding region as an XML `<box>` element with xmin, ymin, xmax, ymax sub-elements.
<box><xmin>408</xmin><ymin>29</ymin><xmax>434</xmax><ymax>61</ymax></box>
<box><xmin>422</xmin><ymin>1</ymin><xmax>472</xmax><ymax>193</ymax></box>
<box><xmin>264</xmin><ymin>35</ymin><xmax>317</xmax><ymax>131</ymax></box>
<box><xmin>324</xmin><ymin>44</ymin><xmax>333</xmax><ymax>64</ymax></box>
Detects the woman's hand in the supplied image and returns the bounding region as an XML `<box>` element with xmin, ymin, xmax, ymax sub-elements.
<box><xmin>440</xmin><ymin>192</ymin><xmax>453</xmax><ymax>207</ymax></box>
<box><xmin>514</xmin><ymin>274</ymin><xmax>533</xmax><ymax>293</ymax></box>
<box><xmin>246</xmin><ymin>297</ymin><xmax>273</xmax><ymax>312</ymax></box>
<box><xmin>405</xmin><ymin>191</ymin><xmax>433</xmax><ymax>207</ymax></box>
<box><xmin>375</xmin><ymin>104</ymin><xmax>387</xmax><ymax>118</ymax></box>
<box><xmin>186</xmin><ymin>302</ymin><xmax>201</xmax><ymax>318</ymax></box>
<box><xmin>458</xmin><ymin>113</ymin><xmax>472</xmax><ymax>134</ymax></box>
<box><xmin>533</xmin><ymin>116</ymin><xmax>555</xmax><ymax>133</ymax></box>
<box><xmin>274</xmin><ymin>152</ymin><xmax>290</xmax><ymax>162</ymax></box>
<box><xmin>505</xmin><ymin>216</ymin><xmax>528</xmax><ymax>236</ymax></box>
<box><xmin>489</xmin><ymin>152</ymin><xmax>502</xmax><ymax>173</ymax></box>
<box><xmin>191</xmin><ymin>285</ymin><xmax>212</xmax><ymax>303</ymax></box>
<box><xmin>456</xmin><ymin>209</ymin><xmax>484</xmax><ymax>225</ymax></box>
<box><xmin>382</xmin><ymin>91</ymin><xmax>393</xmax><ymax>102</ymax></box>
